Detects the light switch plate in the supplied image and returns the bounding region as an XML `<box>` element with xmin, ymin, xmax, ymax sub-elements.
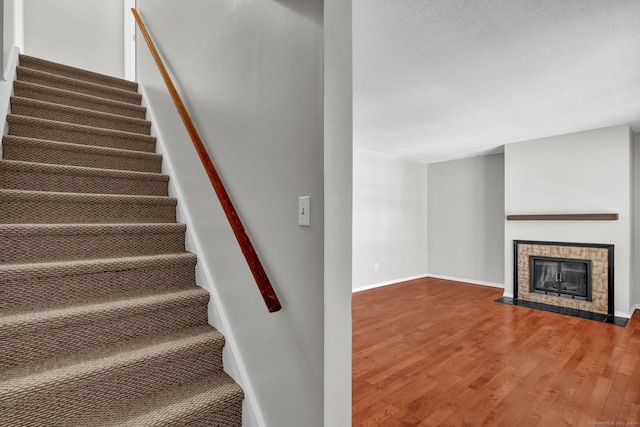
<box><xmin>298</xmin><ymin>196</ymin><xmax>310</xmax><ymax>226</ymax></box>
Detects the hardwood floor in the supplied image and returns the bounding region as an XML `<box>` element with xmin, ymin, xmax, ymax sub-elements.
<box><xmin>352</xmin><ymin>277</ymin><xmax>640</xmax><ymax>426</ymax></box>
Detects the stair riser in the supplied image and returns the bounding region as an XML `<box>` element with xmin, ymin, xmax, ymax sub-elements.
<box><xmin>0</xmin><ymin>257</ymin><xmax>197</xmax><ymax>312</ymax></box>
<box><xmin>0</xmin><ymin>337</ymin><xmax>224</xmax><ymax>426</ymax></box>
<box><xmin>8</xmin><ymin>120</ymin><xmax>156</xmax><ymax>152</ymax></box>
<box><xmin>0</xmin><ymin>167</ymin><xmax>169</xmax><ymax>196</ymax></box>
<box><xmin>0</xmin><ymin>197</ymin><xmax>176</xmax><ymax>224</ymax></box>
<box><xmin>13</xmin><ymin>82</ymin><xmax>147</xmax><ymax>119</ymax></box>
<box><xmin>11</xmin><ymin>101</ymin><xmax>151</xmax><ymax>135</ymax></box>
<box><xmin>0</xmin><ymin>230</ymin><xmax>185</xmax><ymax>264</ymax></box>
<box><xmin>0</xmin><ymin>298</ymin><xmax>210</xmax><ymax>371</ymax></box>
<box><xmin>20</xmin><ymin>55</ymin><xmax>139</xmax><ymax>92</ymax></box>
<box><xmin>2</xmin><ymin>138</ymin><xmax>163</xmax><ymax>173</ymax></box>
<box><xmin>17</xmin><ymin>68</ymin><xmax>141</xmax><ymax>104</ymax></box>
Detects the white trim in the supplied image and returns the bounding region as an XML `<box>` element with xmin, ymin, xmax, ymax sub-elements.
<box><xmin>123</xmin><ymin>0</ymin><xmax>136</xmax><ymax>81</ymax></box>
<box><xmin>615</xmin><ymin>310</ymin><xmax>633</xmax><ymax>319</ymax></box>
<box><xmin>426</xmin><ymin>274</ymin><xmax>505</xmax><ymax>289</ymax></box>
<box><xmin>14</xmin><ymin>0</ymin><xmax>24</xmax><ymax>53</ymax></box>
<box><xmin>503</xmin><ymin>292</ymin><xmax>514</xmax><ymax>298</ymax></box>
<box><xmin>352</xmin><ymin>274</ymin><xmax>429</xmax><ymax>293</ymax></box>
<box><xmin>0</xmin><ymin>47</ymin><xmax>20</xmax><ymax>158</ymax></box>
<box><xmin>352</xmin><ymin>274</ymin><xmax>506</xmax><ymax>294</ymax></box>
<box><xmin>614</xmin><ymin>304</ymin><xmax>640</xmax><ymax>319</ymax></box>
<box><xmin>139</xmin><ymin>85</ymin><xmax>264</xmax><ymax>427</ymax></box>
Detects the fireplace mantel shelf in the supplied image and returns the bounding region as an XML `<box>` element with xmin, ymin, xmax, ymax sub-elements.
<box><xmin>506</xmin><ymin>213</ymin><xmax>619</xmax><ymax>221</ymax></box>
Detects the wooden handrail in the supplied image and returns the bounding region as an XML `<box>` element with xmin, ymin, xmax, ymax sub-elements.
<box><xmin>131</xmin><ymin>8</ymin><xmax>282</xmax><ymax>313</ymax></box>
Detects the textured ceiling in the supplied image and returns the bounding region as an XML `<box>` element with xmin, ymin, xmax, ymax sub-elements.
<box><xmin>353</xmin><ymin>0</ymin><xmax>640</xmax><ymax>164</ymax></box>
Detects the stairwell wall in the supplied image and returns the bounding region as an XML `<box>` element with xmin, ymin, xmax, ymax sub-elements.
<box><xmin>1</xmin><ymin>1</ymin><xmax>5</xmax><ymax>75</ymax></box>
<box><xmin>135</xmin><ymin>1</ymin><xmax>324</xmax><ymax>426</ymax></box>
<box><xmin>2</xmin><ymin>0</ymin><xmax>20</xmax><ymax>78</ymax></box>
<box><xmin>22</xmin><ymin>0</ymin><xmax>123</xmax><ymax>78</ymax></box>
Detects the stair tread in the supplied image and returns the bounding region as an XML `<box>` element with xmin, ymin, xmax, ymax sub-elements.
<box><xmin>0</xmin><ymin>251</ymin><xmax>196</xmax><ymax>278</ymax></box>
<box><xmin>106</xmin><ymin>372</ymin><xmax>243</xmax><ymax>427</ymax></box>
<box><xmin>19</xmin><ymin>54</ymin><xmax>139</xmax><ymax>92</ymax></box>
<box><xmin>11</xmin><ymin>96</ymin><xmax>151</xmax><ymax>130</ymax></box>
<box><xmin>0</xmin><ymin>222</ymin><xmax>187</xmax><ymax>265</ymax></box>
<box><xmin>13</xmin><ymin>80</ymin><xmax>147</xmax><ymax>119</ymax></box>
<box><xmin>0</xmin><ymin>188</ymin><xmax>176</xmax><ymax>204</ymax></box>
<box><xmin>2</xmin><ymin>134</ymin><xmax>162</xmax><ymax>162</ymax></box>
<box><xmin>0</xmin><ymin>323</ymin><xmax>217</xmax><ymax>384</ymax></box>
<box><xmin>0</xmin><ymin>222</ymin><xmax>186</xmax><ymax>236</ymax></box>
<box><xmin>17</xmin><ymin>66</ymin><xmax>142</xmax><ymax>104</ymax></box>
<box><xmin>0</xmin><ymin>159</ymin><xmax>167</xmax><ymax>181</ymax></box>
<box><xmin>8</xmin><ymin>114</ymin><xmax>156</xmax><ymax>144</ymax></box>
<box><xmin>0</xmin><ymin>287</ymin><xmax>209</xmax><ymax>337</ymax></box>
<box><xmin>0</xmin><ymin>326</ymin><xmax>222</xmax><ymax>394</ymax></box>
<box><xmin>0</xmin><ymin>189</ymin><xmax>177</xmax><ymax>224</ymax></box>
<box><xmin>2</xmin><ymin>135</ymin><xmax>162</xmax><ymax>172</ymax></box>
<box><xmin>0</xmin><ymin>159</ymin><xmax>169</xmax><ymax>196</ymax></box>
<box><xmin>0</xmin><ymin>159</ymin><xmax>168</xmax><ymax>181</ymax></box>
<box><xmin>7</xmin><ymin>114</ymin><xmax>156</xmax><ymax>152</ymax></box>
<box><xmin>0</xmin><ymin>251</ymin><xmax>196</xmax><ymax>313</ymax></box>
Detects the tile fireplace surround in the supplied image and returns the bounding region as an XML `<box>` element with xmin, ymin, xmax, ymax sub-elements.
<box><xmin>513</xmin><ymin>240</ymin><xmax>614</xmax><ymax>316</ymax></box>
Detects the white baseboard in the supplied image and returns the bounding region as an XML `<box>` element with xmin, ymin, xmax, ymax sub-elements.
<box><xmin>352</xmin><ymin>274</ymin><xmax>505</xmax><ymax>294</ymax></box>
<box><xmin>352</xmin><ymin>274</ymin><xmax>428</xmax><ymax>293</ymax></box>
<box><xmin>615</xmin><ymin>311</ymin><xmax>631</xmax><ymax>319</ymax></box>
<box><xmin>503</xmin><ymin>292</ymin><xmax>514</xmax><ymax>299</ymax></box>
<box><xmin>426</xmin><ymin>274</ymin><xmax>504</xmax><ymax>290</ymax></box>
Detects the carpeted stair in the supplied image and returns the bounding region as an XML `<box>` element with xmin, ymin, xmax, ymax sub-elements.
<box><xmin>0</xmin><ymin>54</ymin><xmax>243</xmax><ymax>426</ymax></box>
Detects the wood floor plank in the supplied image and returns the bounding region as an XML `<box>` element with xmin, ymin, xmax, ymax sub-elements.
<box><xmin>353</xmin><ymin>277</ymin><xmax>640</xmax><ymax>426</ymax></box>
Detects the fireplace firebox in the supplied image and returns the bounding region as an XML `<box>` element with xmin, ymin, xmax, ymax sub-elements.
<box><xmin>530</xmin><ymin>256</ymin><xmax>591</xmax><ymax>301</ymax></box>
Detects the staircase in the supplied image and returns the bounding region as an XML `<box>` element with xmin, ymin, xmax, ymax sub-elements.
<box><xmin>0</xmin><ymin>55</ymin><xmax>243</xmax><ymax>426</ymax></box>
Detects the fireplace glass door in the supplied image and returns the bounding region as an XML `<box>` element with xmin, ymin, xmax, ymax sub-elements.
<box><xmin>530</xmin><ymin>256</ymin><xmax>592</xmax><ymax>301</ymax></box>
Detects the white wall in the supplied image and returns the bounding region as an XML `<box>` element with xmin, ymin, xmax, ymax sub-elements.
<box><xmin>504</xmin><ymin>125</ymin><xmax>633</xmax><ymax>315</ymax></box>
<box><xmin>324</xmin><ymin>0</ymin><xmax>352</xmax><ymax>424</ymax></box>
<box><xmin>352</xmin><ymin>148</ymin><xmax>428</xmax><ymax>290</ymax></box>
<box><xmin>3</xmin><ymin>0</ymin><xmax>19</xmax><ymax>77</ymax></box>
<box><xmin>427</xmin><ymin>153</ymin><xmax>505</xmax><ymax>286</ymax></box>
<box><xmin>23</xmin><ymin>0</ymin><xmax>123</xmax><ymax>77</ymax></box>
<box><xmin>135</xmin><ymin>1</ymin><xmax>324</xmax><ymax>426</ymax></box>
<box><xmin>1</xmin><ymin>1</ymin><xmax>5</xmax><ymax>74</ymax></box>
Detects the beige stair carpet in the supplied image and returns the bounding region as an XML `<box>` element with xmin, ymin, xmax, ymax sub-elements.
<box><xmin>0</xmin><ymin>54</ymin><xmax>243</xmax><ymax>427</ymax></box>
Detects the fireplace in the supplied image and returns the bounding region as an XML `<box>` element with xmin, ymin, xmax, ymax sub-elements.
<box><xmin>530</xmin><ymin>256</ymin><xmax>591</xmax><ymax>301</ymax></box>
<box><xmin>513</xmin><ymin>240</ymin><xmax>614</xmax><ymax>317</ymax></box>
